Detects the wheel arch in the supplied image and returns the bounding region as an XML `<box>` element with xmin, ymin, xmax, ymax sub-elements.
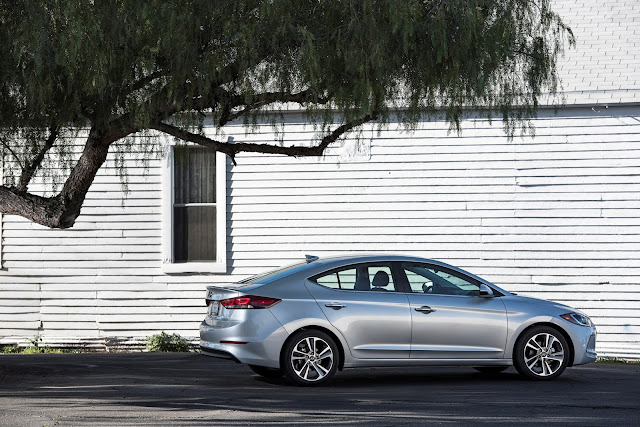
<box><xmin>280</xmin><ymin>325</ymin><xmax>346</xmax><ymax>371</ymax></box>
<box><xmin>514</xmin><ymin>322</ymin><xmax>575</xmax><ymax>367</ymax></box>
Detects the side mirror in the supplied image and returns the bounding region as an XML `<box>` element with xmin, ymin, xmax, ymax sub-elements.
<box><xmin>479</xmin><ymin>284</ymin><xmax>495</xmax><ymax>298</ymax></box>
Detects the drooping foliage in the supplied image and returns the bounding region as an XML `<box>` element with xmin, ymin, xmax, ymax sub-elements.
<box><xmin>0</xmin><ymin>0</ymin><xmax>573</xmax><ymax>228</ymax></box>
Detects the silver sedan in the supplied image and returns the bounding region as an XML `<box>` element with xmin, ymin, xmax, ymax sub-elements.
<box><xmin>200</xmin><ymin>255</ymin><xmax>597</xmax><ymax>386</ymax></box>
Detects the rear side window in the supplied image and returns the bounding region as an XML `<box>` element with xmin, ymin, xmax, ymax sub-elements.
<box><xmin>313</xmin><ymin>264</ymin><xmax>396</xmax><ymax>292</ymax></box>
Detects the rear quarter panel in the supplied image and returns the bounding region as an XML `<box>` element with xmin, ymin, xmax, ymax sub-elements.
<box><xmin>258</xmin><ymin>279</ymin><xmax>356</xmax><ymax>365</ymax></box>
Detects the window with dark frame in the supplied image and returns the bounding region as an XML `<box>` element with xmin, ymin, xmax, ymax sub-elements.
<box><xmin>172</xmin><ymin>146</ymin><xmax>217</xmax><ymax>263</ymax></box>
<box><xmin>400</xmin><ymin>263</ymin><xmax>480</xmax><ymax>296</ymax></box>
<box><xmin>313</xmin><ymin>264</ymin><xmax>396</xmax><ymax>292</ymax></box>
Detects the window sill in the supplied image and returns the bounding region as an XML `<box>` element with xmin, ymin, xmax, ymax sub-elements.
<box><xmin>162</xmin><ymin>261</ymin><xmax>227</xmax><ymax>274</ymax></box>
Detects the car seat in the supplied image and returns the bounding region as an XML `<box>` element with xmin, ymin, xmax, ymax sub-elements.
<box><xmin>371</xmin><ymin>271</ymin><xmax>390</xmax><ymax>291</ymax></box>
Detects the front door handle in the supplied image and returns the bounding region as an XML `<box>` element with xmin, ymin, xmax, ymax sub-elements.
<box><xmin>325</xmin><ymin>303</ymin><xmax>346</xmax><ymax>309</ymax></box>
<box><xmin>415</xmin><ymin>306</ymin><xmax>435</xmax><ymax>313</ymax></box>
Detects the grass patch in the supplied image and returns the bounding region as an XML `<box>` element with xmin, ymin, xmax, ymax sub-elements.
<box><xmin>597</xmin><ymin>356</ymin><xmax>640</xmax><ymax>364</ymax></box>
<box><xmin>21</xmin><ymin>346</ymin><xmax>64</xmax><ymax>354</ymax></box>
<box><xmin>1</xmin><ymin>346</ymin><xmax>20</xmax><ymax>354</ymax></box>
<box><xmin>1</xmin><ymin>335</ymin><xmax>69</xmax><ymax>354</ymax></box>
<box><xmin>1</xmin><ymin>345</ymin><xmax>65</xmax><ymax>354</ymax></box>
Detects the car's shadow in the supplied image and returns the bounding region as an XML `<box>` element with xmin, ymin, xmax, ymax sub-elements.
<box><xmin>1</xmin><ymin>354</ymin><xmax>626</xmax><ymax>427</ymax></box>
<box><xmin>252</xmin><ymin>366</ymin><xmax>577</xmax><ymax>388</ymax></box>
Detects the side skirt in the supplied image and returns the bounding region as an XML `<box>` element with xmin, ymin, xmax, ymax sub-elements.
<box><xmin>342</xmin><ymin>358</ymin><xmax>512</xmax><ymax>368</ymax></box>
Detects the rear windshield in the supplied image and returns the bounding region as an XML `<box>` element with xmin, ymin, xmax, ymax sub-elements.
<box><xmin>236</xmin><ymin>262</ymin><xmax>308</xmax><ymax>288</ymax></box>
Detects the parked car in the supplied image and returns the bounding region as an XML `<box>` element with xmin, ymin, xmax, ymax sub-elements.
<box><xmin>200</xmin><ymin>255</ymin><xmax>597</xmax><ymax>386</ymax></box>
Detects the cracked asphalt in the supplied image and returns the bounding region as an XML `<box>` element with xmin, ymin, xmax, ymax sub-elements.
<box><xmin>0</xmin><ymin>353</ymin><xmax>639</xmax><ymax>426</ymax></box>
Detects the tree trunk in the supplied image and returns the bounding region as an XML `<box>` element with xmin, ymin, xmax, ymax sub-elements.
<box><xmin>0</xmin><ymin>130</ymin><xmax>113</xmax><ymax>229</ymax></box>
<box><xmin>55</xmin><ymin>130</ymin><xmax>113</xmax><ymax>228</ymax></box>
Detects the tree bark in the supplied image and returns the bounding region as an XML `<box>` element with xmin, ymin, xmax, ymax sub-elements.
<box><xmin>0</xmin><ymin>128</ymin><xmax>120</xmax><ymax>229</ymax></box>
<box><xmin>0</xmin><ymin>188</ymin><xmax>66</xmax><ymax>228</ymax></box>
<box><xmin>54</xmin><ymin>130</ymin><xmax>114</xmax><ymax>228</ymax></box>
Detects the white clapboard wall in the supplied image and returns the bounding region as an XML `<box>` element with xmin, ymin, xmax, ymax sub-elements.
<box><xmin>1</xmin><ymin>105</ymin><xmax>639</xmax><ymax>358</ymax></box>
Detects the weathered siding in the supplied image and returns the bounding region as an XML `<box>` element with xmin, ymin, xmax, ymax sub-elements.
<box><xmin>1</xmin><ymin>106</ymin><xmax>640</xmax><ymax>358</ymax></box>
<box><xmin>554</xmin><ymin>0</ymin><xmax>640</xmax><ymax>105</ymax></box>
<box><xmin>1</xmin><ymin>0</ymin><xmax>639</xmax><ymax>356</ymax></box>
<box><xmin>223</xmin><ymin>107</ymin><xmax>640</xmax><ymax>358</ymax></box>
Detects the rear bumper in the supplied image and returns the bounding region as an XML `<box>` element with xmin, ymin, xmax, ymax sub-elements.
<box><xmin>199</xmin><ymin>314</ymin><xmax>288</xmax><ymax>368</ymax></box>
<box><xmin>200</xmin><ymin>346</ymin><xmax>241</xmax><ymax>363</ymax></box>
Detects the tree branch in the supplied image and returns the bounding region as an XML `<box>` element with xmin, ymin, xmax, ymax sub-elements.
<box><xmin>151</xmin><ymin>109</ymin><xmax>378</xmax><ymax>164</ymax></box>
<box><xmin>0</xmin><ymin>122</ymin><xmax>138</xmax><ymax>229</ymax></box>
<box><xmin>218</xmin><ymin>89</ymin><xmax>333</xmax><ymax>126</ymax></box>
<box><xmin>127</xmin><ymin>69</ymin><xmax>164</xmax><ymax>94</ymax></box>
<box><xmin>0</xmin><ymin>136</ymin><xmax>23</xmax><ymax>170</ymax></box>
<box><xmin>0</xmin><ymin>186</ymin><xmax>67</xmax><ymax>228</ymax></box>
<box><xmin>81</xmin><ymin>70</ymin><xmax>165</xmax><ymax>122</ymax></box>
<box><xmin>17</xmin><ymin>126</ymin><xmax>58</xmax><ymax>192</ymax></box>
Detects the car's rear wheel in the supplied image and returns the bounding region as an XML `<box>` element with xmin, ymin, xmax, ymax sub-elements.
<box><xmin>248</xmin><ymin>364</ymin><xmax>283</xmax><ymax>379</ymax></box>
<box><xmin>473</xmin><ymin>366</ymin><xmax>508</xmax><ymax>374</ymax></box>
<box><xmin>513</xmin><ymin>326</ymin><xmax>569</xmax><ymax>380</ymax></box>
<box><xmin>282</xmin><ymin>330</ymin><xmax>338</xmax><ymax>386</ymax></box>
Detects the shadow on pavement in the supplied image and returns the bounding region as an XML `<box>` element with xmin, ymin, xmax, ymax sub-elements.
<box><xmin>0</xmin><ymin>353</ymin><xmax>638</xmax><ymax>425</ymax></box>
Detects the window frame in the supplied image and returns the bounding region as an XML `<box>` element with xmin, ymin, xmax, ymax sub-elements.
<box><xmin>161</xmin><ymin>144</ymin><xmax>227</xmax><ymax>274</ymax></box>
<box><xmin>396</xmin><ymin>262</ymin><xmax>490</xmax><ymax>297</ymax></box>
<box><xmin>308</xmin><ymin>262</ymin><xmax>404</xmax><ymax>293</ymax></box>
<box><xmin>0</xmin><ymin>162</ymin><xmax>3</xmax><ymax>266</ymax></box>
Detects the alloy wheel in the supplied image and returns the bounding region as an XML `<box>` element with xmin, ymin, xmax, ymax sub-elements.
<box><xmin>523</xmin><ymin>332</ymin><xmax>565</xmax><ymax>377</ymax></box>
<box><xmin>290</xmin><ymin>336</ymin><xmax>334</xmax><ymax>382</ymax></box>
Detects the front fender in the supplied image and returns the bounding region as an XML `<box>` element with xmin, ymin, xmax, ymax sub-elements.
<box><xmin>504</xmin><ymin>315</ymin><xmax>555</xmax><ymax>359</ymax></box>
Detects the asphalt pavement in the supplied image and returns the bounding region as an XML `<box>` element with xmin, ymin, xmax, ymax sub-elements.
<box><xmin>0</xmin><ymin>353</ymin><xmax>639</xmax><ymax>426</ymax></box>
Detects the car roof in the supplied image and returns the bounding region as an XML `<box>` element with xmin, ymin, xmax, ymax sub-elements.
<box><xmin>308</xmin><ymin>254</ymin><xmax>463</xmax><ymax>271</ymax></box>
<box><xmin>244</xmin><ymin>254</ymin><xmax>509</xmax><ymax>295</ymax></box>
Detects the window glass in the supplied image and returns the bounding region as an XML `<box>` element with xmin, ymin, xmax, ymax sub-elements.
<box><xmin>368</xmin><ymin>266</ymin><xmax>394</xmax><ymax>291</ymax></box>
<box><xmin>174</xmin><ymin>146</ymin><xmax>216</xmax><ymax>204</ymax></box>
<box><xmin>405</xmin><ymin>269</ymin><xmax>433</xmax><ymax>293</ymax></box>
<box><xmin>236</xmin><ymin>262</ymin><xmax>308</xmax><ymax>287</ymax></box>
<box><xmin>315</xmin><ymin>271</ymin><xmax>341</xmax><ymax>289</ymax></box>
<box><xmin>173</xmin><ymin>147</ymin><xmax>217</xmax><ymax>262</ymax></box>
<box><xmin>313</xmin><ymin>264</ymin><xmax>396</xmax><ymax>292</ymax></box>
<box><xmin>401</xmin><ymin>263</ymin><xmax>479</xmax><ymax>296</ymax></box>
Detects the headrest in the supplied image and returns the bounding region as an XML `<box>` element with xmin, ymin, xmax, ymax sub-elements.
<box><xmin>371</xmin><ymin>271</ymin><xmax>389</xmax><ymax>288</ymax></box>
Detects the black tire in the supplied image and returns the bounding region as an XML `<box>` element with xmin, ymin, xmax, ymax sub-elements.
<box><xmin>248</xmin><ymin>364</ymin><xmax>283</xmax><ymax>379</ymax></box>
<box><xmin>282</xmin><ymin>330</ymin><xmax>339</xmax><ymax>386</ymax></box>
<box><xmin>473</xmin><ymin>366</ymin><xmax>509</xmax><ymax>374</ymax></box>
<box><xmin>513</xmin><ymin>325</ymin><xmax>570</xmax><ymax>380</ymax></box>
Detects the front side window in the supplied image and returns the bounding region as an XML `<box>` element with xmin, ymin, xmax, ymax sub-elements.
<box><xmin>313</xmin><ymin>264</ymin><xmax>397</xmax><ymax>292</ymax></box>
<box><xmin>162</xmin><ymin>145</ymin><xmax>226</xmax><ymax>273</ymax></box>
<box><xmin>401</xmin><ymin>263</ymin><xmax>479</xmax><ymax>296</ymax></box>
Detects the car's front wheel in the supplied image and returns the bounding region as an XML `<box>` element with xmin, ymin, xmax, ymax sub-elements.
<box><xmin>513</xmin><ymin>326</ymin><xmax>570</xmax><ymax>380</ymax></box>
<box><xmin>282</xmin><ymin>330</ymin><xmax>338</xmax><ymax>386</ymax></box>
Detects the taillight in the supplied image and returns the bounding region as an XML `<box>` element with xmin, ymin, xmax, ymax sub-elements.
<box><xmin>205</xmin><ymin>299</ymin><xmax>212</xmax><ymax>306</ymax></box>
<box><xmin>219</xmin><ymin>295</ymin><xmax>281</xmax><ymax>309</ymax></box>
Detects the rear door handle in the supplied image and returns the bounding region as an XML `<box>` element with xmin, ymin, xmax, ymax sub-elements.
<box><xmin>415</xmin><ymin>306</ymin><xmax>435</xmax><ymax>313</ymax></box>
<box><xmin>325</xmin><ymin>303</ymin><xmax>346</xmax><ymax>309</ymax></box>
